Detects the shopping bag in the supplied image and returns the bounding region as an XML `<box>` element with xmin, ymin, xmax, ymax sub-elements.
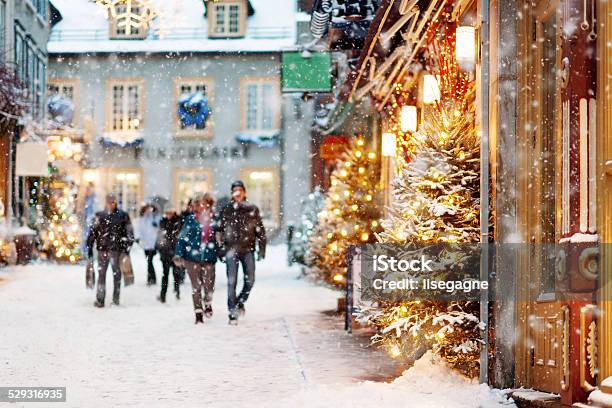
<box><xmin>86</xmin><ymin>258</ymin><xmax>95</xmax><ymax>289</ymax></box>
<box><xmin>120</xmin><ymin>252</ymin><xmax>134</xmax><ymax>286</ymax></box>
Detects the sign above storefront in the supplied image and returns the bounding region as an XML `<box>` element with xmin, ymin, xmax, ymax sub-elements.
<box><xmin>320</xmin><ymin>135</ymin><xmax>349</xmax><ymax>160</ymax></box>
<box><xmin>16</xmin><ymin>143</ymin><xmax>49</xmax><ymax>176</ymax></box>
<box><xmin>282</xmin><ymin>51</ymin><xmax>332</xmax><ymax>93</ymax></box>
<box><xmin>137</xmin><ymin>144</ymin><xmax>248</xmax><ymax>162</ymax></box>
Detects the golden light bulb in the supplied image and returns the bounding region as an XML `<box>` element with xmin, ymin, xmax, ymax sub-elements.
<box><xmin>389</xmin><ymin>345</ymin><xmax>401</xmax><ymax>358</ymax></box>
<box><xmin>365</xmin><ymin>194</ymin><xmax>372</xmax><ymax>201</ymax></box>
<box><xmin>371</xmin><ymin>220</ymin><xmax>378</xmax><ymax>227</ymax></box>
<box><xmin>334</xmin><ymin>208</ymin><xmax>341</xmax><ymax>215</ymax></box>
<box><xmin>340</xmin><ymin>169</ymin><xmax>348</xmax><ymax>177</ymax></box>
<box><xmin>360</xmin><ymin>232</ymin><xmax>369</xmax><ymax>241</ymax></box>
<box><xmin>367</xmin><ymin>152</ymin><xmax>375</xmax><ymax>160</ymax></box>
<box><xmin>69</xmin><ymin>255</ymin><xmax>76</xmax><ymax>262</ymax></box>
<box><xmin>327</xmin><ymin>232</ymin><xmax>333</xmax><ymax>239</ymax></box>
<box><xmin>357</xmin><ymin>139</ymin><xmax>365</xmax><ymax>146</ymax></box>
<box><xmin>358</xmin><ymin>167</ymin><xmax>365</xmax><ymax>174</ymax></box>
<box><xmin>333</xmin><ymin>274</ymin><xmax>344</xmax><ymax>282</ymax></box>
<box><xmin>351</xmin><ymin>204</ymin><xmax>358</xmax><ymax>211</ymax></box>
<box><xmin>340</xmin><ymin>229</ymin><xmax>347</xmax><ymax>237</ymax></box>
<box><xmin>343</xmin><ymin>190</ymin><xmax>350</xmax><ymax>197</ymax></box>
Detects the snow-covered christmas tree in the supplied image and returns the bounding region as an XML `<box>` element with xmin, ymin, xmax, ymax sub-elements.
<box><xmin>289</xmin><ymin>187</ymin><xmax>325</xmax><ymax>267</ymax></box>
<box><xmin>361</xmin><ymin>29</ymin><xmax>483</xmax><ymax>377</ymax></box>
<box><xmin>39</xmin><ymin>179</ymin><xmax>81</xmax><ymax>263</ymax></box>
<box><xmin>308</xmin><ymin>138</ymin><xmax>382</xmax><ymax>287</ymax></box>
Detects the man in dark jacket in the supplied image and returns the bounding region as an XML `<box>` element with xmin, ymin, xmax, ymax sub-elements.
<box><xmin>155</xmin><ymin>207</ymin><xmax>182</xmax><ymax>303</ymax></box>
<box><xmin>87</xmin><ymin>193</ymin><xmax>134</xmax><ymax>307</ymax></box>
<box><xmin>217</xmin><ymin>180</ymin><xmax>266</xmax><ymax>325</ymax></box>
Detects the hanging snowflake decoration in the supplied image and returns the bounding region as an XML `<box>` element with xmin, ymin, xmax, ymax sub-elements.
<box><xmin>95</xmin><ymin>0</ymin><xmax>158</xmax><ymax>36</ymax></box>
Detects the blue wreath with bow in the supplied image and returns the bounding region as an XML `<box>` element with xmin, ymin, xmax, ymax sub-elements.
<box><xmin>177</xmin><ymin>91</ymin><xmax>211</xmax><ymax>128</ymax></box>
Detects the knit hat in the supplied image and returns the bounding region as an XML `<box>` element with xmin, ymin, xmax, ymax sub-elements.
<box><xmin>231</xmin><ymin>180</ymin><xmax>246</xmax><ymax>191</ymax></box>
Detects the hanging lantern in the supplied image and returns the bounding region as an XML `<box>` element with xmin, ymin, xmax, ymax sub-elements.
<box><xmin>381</xmin><ymin>132</ymin><xmax>396</xmax><ymax>157</ymax></box>
<box><xmin>456</xmin><ymin>26</ymin><xmax>476</xmax><ymax>69</ymax></box>
<box><xmin>400</xmin><ymin>105</ymin><xmax>417</xmax><ymax>132</ymax></box>
<box><xmin>421</xmin><ymin>74</ymin><xmax>440</xmax><ymax>104</ymax></box>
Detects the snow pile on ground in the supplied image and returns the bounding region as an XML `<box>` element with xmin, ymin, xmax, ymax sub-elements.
<box><xmin>280</xmin><ymin>351</ymin><xmax>516</xmax><ymax>408</ymax></box>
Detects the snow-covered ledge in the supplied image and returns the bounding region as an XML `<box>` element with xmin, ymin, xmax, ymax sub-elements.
<box><xmin>586</xmin><ymin>377</ymin><xmax>612</xmax><ymax>407</ymax></box>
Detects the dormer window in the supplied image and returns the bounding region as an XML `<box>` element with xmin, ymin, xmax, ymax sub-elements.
<box><xmin>208</xmin><ymin>0</ymin><xmax>247</xmax><ymax>38</ymax></box>
<box><xmin>108</xmin><ymin>0</ymin><xmax>154</xmax><ymax>40</ymax></box>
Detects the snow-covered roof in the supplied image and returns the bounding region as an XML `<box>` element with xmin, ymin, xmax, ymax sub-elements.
<box><xmin>48</xmin><ymin>0</ymin><xmax>298</xmax><ymax>54</ymax></box>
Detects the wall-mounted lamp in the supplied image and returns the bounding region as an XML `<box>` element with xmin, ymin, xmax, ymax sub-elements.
<box><xmin>381</xmin><ymin>132</ymin><xmax>396</xmax><ymax>157</ymax></box>
<box><xmin>456</xmin><ymin>26</ymin><xmax>476</xmax><ymax>69</ymax></box>
<box><xmin>422</xmin><ymin>74</ymin><xmax>440</xmax><ymax>104</ymax></box>
<box><xmin>400</xmin><ymin>105</ymin><xmax>418</xmax><ymax>133</ymax></box>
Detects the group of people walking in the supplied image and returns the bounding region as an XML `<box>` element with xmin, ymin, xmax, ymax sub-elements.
<box><xmin>86</xmin><ymin>180</ymin><xmax>267</xmax><ymax>325</ymax></box>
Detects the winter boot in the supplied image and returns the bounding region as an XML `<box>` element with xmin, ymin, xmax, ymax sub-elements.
<box><xmin>237</xmin><ymin>302</ymin><xmax>246</xmax><ymax>317</ymax></box>
<box><xmin>195</xmin><ymin>311</ymin><xmax>204</xmax><ymax>324</ymax></box>
<box><xmin>175</xmin><ymin>290</ymin><xmax>180</xmax><ymax>300</ymax></box>
<box><xmin>204</xmin><ymin>304</ymin><xmax>213</xmax><ymax>318</ymax></box>
<box><xmin>158</xmin><ymin>294</ymin><xmax>166</xmax><ymax>303</ymax></box>
<box><xmin>93</xmin><ymin>300</ymin><xmax>104</xmax><ymax>308</ymax></box>
<box><xmin>228</xmin><ymin>315</ymin><xmax>238</xmax><ymax>326</ymax></box>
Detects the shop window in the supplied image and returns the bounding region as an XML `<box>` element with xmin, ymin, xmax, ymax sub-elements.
<box><xmin>172</xmin><ymin>168</ymin><xmax>213</xmax><ymax>210</ymax></box>
<box><xmin>106</xmin><ymin>78</ymin><xmax>144</xmax><ymax>132</ymax></box>
<box><xmin>174</xmin><ymin>77</ymin><xmax>214</xmax><ymax>137</ymax></box>
<box><xmin>239</xmin><ymin>168</ymin><xmax>279</xmax><ymax>230</ymax></box>
<box><xmin>108</xmin><ymin>170</ymin><xmax>143</xmax><ymax>220</ymax></box>
<box><xmin>240</xmin><ymin>77</ymin><xmax>280</xmax><ymax>133</ymax></box>
<box><xmin>208</xmin><ymin>1</ymin><xmax>246</xmax><ymax>38</ymax></box>
<box><xmin>538</xmin><ymin>11</ymin><xmax>557</xmax><ymax>295</ymax></box>
<box><xmin>0</xmin><ymin>1</ymin><xmax>5</xmax><ymax>61</ymax></box>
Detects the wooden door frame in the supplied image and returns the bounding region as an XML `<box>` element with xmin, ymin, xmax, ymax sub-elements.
<box><xmin>597</xmin><ymin>0</ymin><xmax>612</xmax><ymax>384</ymax></box>
<box><xmin>515</xmin><ymin>0</ymin><xmax>563</xmax><ymax>391</ymax></box>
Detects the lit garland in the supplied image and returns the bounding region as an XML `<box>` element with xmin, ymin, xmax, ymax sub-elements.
<box><xmin>95</xmin><ymin>0</ymin><xmax>157</xmax><ymax>36</ymax></box>
<box><xmin>307</xmin><ymin>138</ymin><xmax>382</xmax><ymax>287</ymax></box>
<box><xmin>47</xmin><ymin>136</ymin><xmax>83</xmax><ymax>162</ymax></box>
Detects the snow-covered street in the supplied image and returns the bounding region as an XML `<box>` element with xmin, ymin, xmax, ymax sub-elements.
<box><xmin>0</xmin><ymin>246</ymin><xmax>411</xmax><ymax>407</ymax></box>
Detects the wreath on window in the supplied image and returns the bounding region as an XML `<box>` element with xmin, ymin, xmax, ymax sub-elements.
<box><xmin>47</xmin><ymin>94</ymin><xmax>75</xmax><ymax>126</ymax></box>
<box><xmin>177</xmin><ymin>91</ymin><xmax>211</xmax><ymax>128</ymax></box>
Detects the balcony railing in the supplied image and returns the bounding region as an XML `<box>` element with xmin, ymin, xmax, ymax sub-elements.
<box><xmin>49</xmin><ymin>26</ymin><xmax>293</xmax><ymax>42</ymax></box>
